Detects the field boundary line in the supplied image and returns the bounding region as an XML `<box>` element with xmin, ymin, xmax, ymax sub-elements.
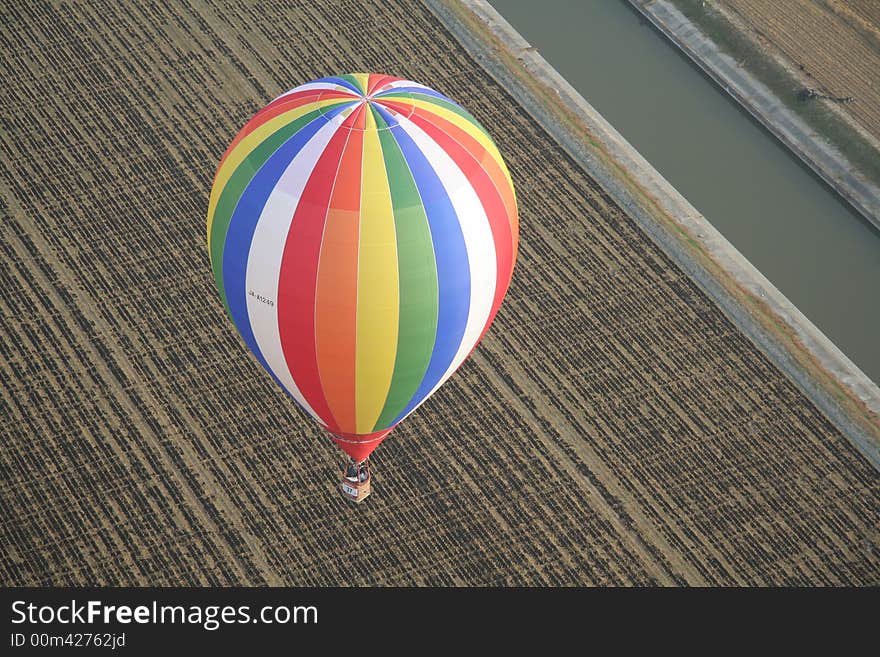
<box><xmin>632</xmin><ymin>0</ymin><xmax>880</xmax><ymax>229</ymax></box>
<box><xmin>425</xmin><ymin>0</ymin><xmax>880</xmax><ymax>471</ymax></box>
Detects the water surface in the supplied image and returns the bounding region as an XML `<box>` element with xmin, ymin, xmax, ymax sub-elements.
<box><xmin>493</xmin><ymin>0</ymin><xmax>880</xmax><ymax>383</ymax></box>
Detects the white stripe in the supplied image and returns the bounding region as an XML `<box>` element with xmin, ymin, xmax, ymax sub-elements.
<box><xmin>380</xmin><ymin>79</ymin><xmax>433</xmax><ymax>92</ymax></box>
<box><xmin>272</xmin><ymin>81</ymin><xmax>357</xmax><ymax>102</ymax></box>
<box><xmin>245</xmin><ymin>113</ymin><xmax>347</xmax><ymax>423</ymax></box>
<box><xmin>392</xmin><ymin>113</ymin><xmax>497</xmax><ymax>422</ymax></box>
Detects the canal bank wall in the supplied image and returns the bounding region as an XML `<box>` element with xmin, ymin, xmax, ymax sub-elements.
<box><xmin>425</xmin><ymin>0</ymin><xmax>880</xmax><ymax>469</ymax></box>
<box><xmin>627</xmin><ymin>0</ymin><xmax>880</xmax><ymax>233</ymax></box>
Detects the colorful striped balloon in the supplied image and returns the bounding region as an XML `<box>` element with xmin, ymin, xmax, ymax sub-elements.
<box><xmin>207</xmin><ymin>73</ymin><xmax>518</xmax><ymax>462</ymax></box>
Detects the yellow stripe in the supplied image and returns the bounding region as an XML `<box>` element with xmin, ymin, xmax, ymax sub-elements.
<box><xmin>408</xmin><ymin>97</ymin><xmax>516</xmax><ymax>196</ymax></box>
<box><xmin>353</xmin><ymin>73</ymin><xmax>370</xmax><ymax>95</ymax></box>
<box><xmin>355</xmin><ymin>108</ymin><xmax>399</xmax><ymax>433</ymax></box>
<box><xmin>205</xmin><ymin>96</ymin><xmax>344</xmax><ymax>250</ymax></box>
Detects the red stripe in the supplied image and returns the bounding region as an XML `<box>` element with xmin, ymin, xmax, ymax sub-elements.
<box><xmin>331</xmin><ymin>428</ymin><xmax>393</xmax><ymax>462</ymax></box>
<box><xmin>367</xmin><ymin>74</ymin><xmax>401</xmax><ymax>95</ymax></box>
<box><xmin>217</xmin><ymin>89</ymin><xmax>356</xmax><ymax>170</ymax></box>
<box><xmin>314</xmin><ymin>105</ymin><xmax>366</xmax><ymax>434</ymax></box>
<box><xmin>277</xmin><ymin>110</ymin><xmax>360</xmax><ymax>430</ymax></box>
<box><xmin>381</xmin><ymin>100</ymin><xmax>517</xmax><ymax>228</ymax></box>
<box><xmin>384</xmin><ymin>102</ymin><xmax>516</xmax><ymax>333</ymax></box>
<box><xmin>259</xmin><ymin>88</ymin><xmax>354</xmax><ymax>120</ymax></box>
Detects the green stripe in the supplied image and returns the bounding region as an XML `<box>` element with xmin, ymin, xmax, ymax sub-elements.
<box><xmin>380</xmin><ymin>91</ymin><xmax>492</xmax><ymax>139</ymax></box>
<box><xmin>340</xmin><ymin>74</ymin><xmax>364</xmax><ymax>94</ymax></box>
<box><xmin>208</xmin><ymin>103</ymin><xmax>345</xmax><ymax>314</ymax></box>
<box><xmin>372</xmin><ymin>107</ymin><xmax>439</xmax><ymax>430</ymax></box>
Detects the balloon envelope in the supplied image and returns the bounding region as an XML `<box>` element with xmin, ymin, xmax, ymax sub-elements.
<box><xmin>207</xmin><ymin>73</ymin><xmax>518</xmax><ymax>461</ymax></box>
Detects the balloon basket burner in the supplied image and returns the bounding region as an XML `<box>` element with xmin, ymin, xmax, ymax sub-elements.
<box><xmin>340</xmin><ymin>473</ymin><xmax>371</xmax><ymax>504</ymax></box>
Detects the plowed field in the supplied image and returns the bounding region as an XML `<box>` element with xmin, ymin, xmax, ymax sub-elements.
<box><xmin>1</xmin><ymin>0</ymin><xmax>877</xmax><ymax>586</ymax></box>
<box><xmin>720</xmin><ymin>0</ymin><xmax>880</xmax><ymax>142</ymax></box>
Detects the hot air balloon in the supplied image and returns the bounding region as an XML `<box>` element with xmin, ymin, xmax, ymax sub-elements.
<box><xmin>207</xmin><ymin>73</ymin><xmax>518</xmax><ymax>502</ymax></box>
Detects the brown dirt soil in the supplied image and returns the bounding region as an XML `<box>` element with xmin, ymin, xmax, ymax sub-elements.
<box><xmin>719</xmin><ymin>0</ymin><xmax>880</xmax><ymax>143</ymax></box>
<box><xmin>0</xmin><ymin>0</ymin><xmax>878</xmax><ymax>586</ymax></box>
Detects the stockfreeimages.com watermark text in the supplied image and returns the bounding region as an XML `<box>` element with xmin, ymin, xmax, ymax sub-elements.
<box><xmin>11</xmin><ymin>599</ymin><xmax>317</xmax><ymax>632</ymax></box>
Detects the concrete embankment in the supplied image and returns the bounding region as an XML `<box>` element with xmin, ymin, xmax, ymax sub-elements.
<box><xmin>627</xmin><ymin>0</ymin><xmax>880</xmax><ymax>231</ymax></box>
<box><xmin>426</xmin><ymin>0</ymin><xmax>880</xmax><ymax>469</ymax></box>
<box><xmin>4</xmin><ymin>0</ymin><xmax>878</xmax><ymax>587</ymax></box>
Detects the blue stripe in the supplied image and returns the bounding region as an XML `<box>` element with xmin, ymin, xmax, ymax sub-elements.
<box><xmin>373</xmin><ymin>86</ymin><xmax>458</xmax><ymax>104</ymax></box>
<box><xmin>373</xmin><ymin>105</ymin><xmax>471</xmax><ymax>425</ymax></box>
<box><xmin>307</xmin><ymin>76</ymin><xmax>361</xmax><ymax>95</ymax></box>
<box><xmin>222</xmin><ymin>103</ymin><xmax>349</xmax><ymax>387</ymax></box>
<box><xmin>374</xmin><ymin>88</ymin><xmax>491</xmax><ymax>135</ymax></box>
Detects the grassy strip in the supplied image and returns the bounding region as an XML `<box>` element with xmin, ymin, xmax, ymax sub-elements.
<box><xmin>668</xmin><ymin>0</ymin><xmax>880</xmax><ymax>187</ymax></box>
<box><xmin>439</xmin><ymin>0</ymin><xmax>879</xmax><ymax>442</ymax></box>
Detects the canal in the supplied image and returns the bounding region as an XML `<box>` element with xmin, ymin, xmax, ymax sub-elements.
<box><xmin>491</xmin><ymin>0</ymin><xmax>880</xmax><ymax>384</ymax></box>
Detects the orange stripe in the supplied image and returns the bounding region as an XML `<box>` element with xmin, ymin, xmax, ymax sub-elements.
<box><xmin>314</xmin><ymin>104</ymin><xmax>366</xmax><ymax>433</ymax></box>
<box><xmin>382</xmin><ymin>99</ymin><xmax>518</xmax><ymax>238</ymax></box>
<box><xmin>367</xmin><ymin>73</ymin><xmax>399</xmax><ymax>95</ymax></box>
<box><xmin>418</xmin><ymin>103</ymin><xmax>520</xmax><ymax>258</ymax></box>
